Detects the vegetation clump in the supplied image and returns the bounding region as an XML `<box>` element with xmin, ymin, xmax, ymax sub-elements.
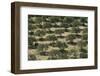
<box><xmin>28</xmin><ymin>15</ymin><xmax>88</xmax><ymax>60</ymax></box>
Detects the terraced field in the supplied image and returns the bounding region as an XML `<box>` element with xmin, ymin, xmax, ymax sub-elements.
<box><xmin>28</xmin><ymin>15</ymin><xmax>88</xmax><ymax>60</ymax></box>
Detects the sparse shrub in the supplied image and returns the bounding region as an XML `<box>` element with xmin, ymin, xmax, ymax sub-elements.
<box><xmin>80</xmin><ymin>52</ymin><xmax>87</xmax><ymax>58</ymax></box>
<box><xmin>83</xmin><ymin>28</ymin><xmax>88</xmax><ymax>33</ymax></box>
<box><xmin>67</xmin><ymin>49</ymin><xmax>80</xmax><ymax>59</ymax></box>
<box><xmin>48</xmin><ymin>49</ymin><xmax>60</xmax><ymax>59</ymax></box>
<box><xmin>40</xmin><ymin>51</ymin><xmax>49</xmax><ymax>56</ymax></box>
<box><xmin>28</xmin><ymin>54</ymin><xmax>37</xmax><ymax>60</ymax></box>
<box><xmin>82</xmin><ymin>34</ymin><xmax>88</xmax><ymax>40</ymax></box>
<box><xmin>55</xmin><ymin>29</ymin><xmax>65</xmax><ymax>34</ymax></box>
<box><xmin>46</xmin><ymin>35</ymin><xmax>57</xmax><ymax>41</ymax></box>
<box><xmin>28</xmin><ymin>37</ymin><xmax>37</xmax><ymax>49</ymax></box>
<box><xmin>65</xmin><ymin>28</ymin><xmax>69</xmax><ymax>32</ymax></box>
<box><xmin>37</xmin><ymin>44</ymin><xmax>48</xmax><ymax>55</ymax></box>
<box><xmin>66</xmin><ymin>34</ymin><xmax>76</xmax><ymax>44</ymax></box>
<box><xmin>56</xmin><ymin>41</ymin><xmax>68</xmax><ymax>49</ymax></box>
<box><xmin>71</xmin><ymin>27</ymin><xmax>81</xmax><ymax>33</ymax></box>
<box><xmin>34</xmin><ymin>30</ymin><xmax>45</xmax><ymax>36</ymax></box>
<box><xmin>75</xmin><ymin>34</ymin><xmax>81</xmax><ymax>38</ymax></box>
<box><xmin>28</xmin><ymin>15</ymin><xmax>88</xmax><ymax>60</ymax></box>
<box><xmin>81</xmin><ymin>48</ymin><xmax>87</xmax><ymax>53</ymax></box>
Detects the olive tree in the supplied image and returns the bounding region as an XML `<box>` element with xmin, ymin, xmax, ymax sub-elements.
<box><xmin>55</xmin><ymin>29</ymin><xmax>65</xmax><ymax>35</ymax></box>
<box><xmin>80</xmin><ymin>48</ymin><xmax>88</xmax><ymax>58</ymax></box>
<box><xmin>48</xmin><ymin>49</ymin><xmax>60</xmax><ymax>59</ymax></box>
<box><xmin>46</xmin><ymin>35</ymin><xmax>57</xmax><ymax>41</ymax></box>
<box><xmin>28</xmin><ymin>37</ymin><xmax>37</xmax><ymax>49</ymax></box>
<box><xmin>34</xmin><ymin>30</ymin><xmax>45</xmax><ymax>37</ymax></box>
<box><xmin>71</xmin><ymin>27</ymin><xmax>81</xmax><ymax>33</ymax></box>
<box><xmin>37</xmin><ymin>44</ymin><xmax>48</xmax><ymax>55</ymax></box>
<box><xmin>66</xmin><ymin>34</ymin><xmax>76</xmax><ymax>44</ymax></box>
<box><xmin>66</xmin><ymin>48</ymin><xmax>80</xmax><ymax>59</ymax></box>
<box><xmin>56</xmin><ymin>41</ymin><xmax>68</xmax><ymax>50</ymax></box>
<box><xmin>28</xmin><ymin>54</ymin><xmax>37</xmax><ymax>60</ymax></box>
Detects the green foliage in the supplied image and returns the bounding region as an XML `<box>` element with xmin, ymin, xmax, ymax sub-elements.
<box><xmin>65</xmin><ymin>17</ymin><xmax>74</xmax><ymax>23</ymax></box>
<box><xmin>83</xmin><ymin>28</ymin><xmax>88</xmax><ymax>33</ymax></box>
<box><xmin>56</xmin><ymin>41</ymin><xmax>68</xmax><ymax>49</ymax></box>
<box><xmin>34</xmin><ymin>30</ymin><xmax>45</xmax><ymax>36</ymax></box>
<box><xmin>28</xmin><ymin>31</ymin><xmax>34</xmax><ymax>35</ymax></box>
<box><xmin>33</xmin><ymin>17</ymin><xmax>43</xmax><ymax>23</ymax></box>
<box><xmin>48</xmin><ymin>48</ymin><xmax>80</xmax><ymax>59</ymax></box>
<box><xmin>46</xmin><ymin>29</ymin><xmax>54</xmax><ymax>34</ymax></box>
<box><xmin>67</xmin><ymin>49</ymin><xmax>80</xmax><ymax>59</ymax></box>
<box><xmin>80</xmin><ymin>17</ymin><xmax>88</xmax><ymax>23</ymax></box>
<box><xmin>71</xmin><ymin>27</ymin><xmax>81</xmax><ymax>33</ymax></box>
<box><xmin>66</xmin><ymin>34</ymin><xmax>76</xmax><ymax>41</ymax></box>
<box><xmin>82</xmin><ymin>34</ymin><xmax>88</xmax><ymax>40</ymax></box>
<box><xmin>38</xmin><ymin>37</ymin><xmax>46</xmax><ymax>41</ymax></box>
<box><xmin>48</xmin><ymin>49</ymin><xmax>68</xmax><ymax>59</ymax></box>
<box><xmin>28</xmin><ymin>15</ymin><xmax>88</xmax><ymax>60</ymax></box>
<box><xmin>28</xmin><ymin>23</ymin><xmax>37</xmax><ymax>30</ymax></box>
<box><xmin>37</xmin><ymin>44</ymin><xmax>44</xmax><ymax>52</ymax></box>
<box><xmin>80</xmin><ymin>52</ymin><xmax>87</xmax><ymax>58</ymax></box>
<box><xmin>46</xmin><ymin>35</ymin><xmax>57</xmax><ymax>41</ymax></box>
<box><xmin>48</xmin><ymin>49</ymin><xmax>60</xmax><ymax>59</ymax></box>
<box><xmin>81</xmin><ymin>48</ymin><xmax>87</xmax><ymax>53</ymax></box>
<box><xmin>55</xmin><ymin>29</ymin><xmax>65</xmax><ymax>34</ymax></box>
<box><xmin>42</xmin><ymin>22</ymin><xmax>51</xmax><ymax>28</ymax></box>
<box><xmin>37</xmin><ymin>44</ymin><xmax>48</xmax><ymax>53</ymax></box>
<box><xmin>64</xmin><ymin>28</ymin><xmax>69</xmax><ymax>32</ymax></box>
<box><xmin>72</xmin><ymin>19</ymin><xmax>81</xmax><ymax>27</ymax></box>
<box><xmin>47</xmin><ymin>16</ymin><xmax>60</xmax><ymax>23</ymax></box>
<box><xmin>81</xmin><ymin>40</ymin><xmax>88</xmax><ymax>46</ymax></box>
<box><xmin>28</xmin><ymin>37</ymin><xmax>37</xmax><ymax>49</ymax></box>
<box><xmin>28</xmin><ymin>54</ymin><xmax>37</xmax><ymax>60</ymax></box>
<box><xmin>74</xmin><ymin>34</ymin><xmax>81</xmax><ymax>38</ymax></box>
